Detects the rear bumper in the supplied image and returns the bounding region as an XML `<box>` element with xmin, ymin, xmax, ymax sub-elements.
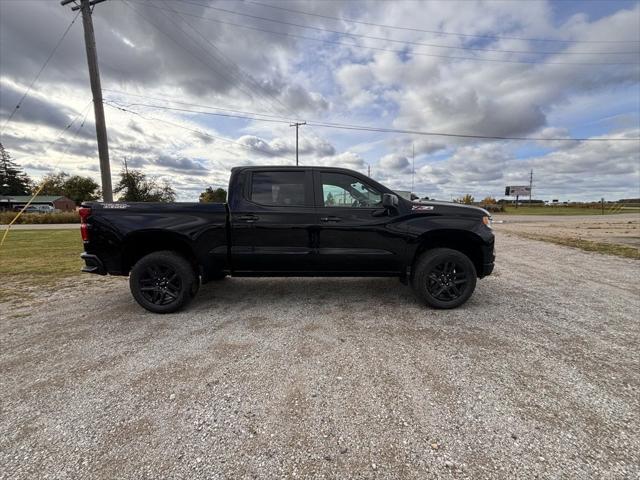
<box><xmin>81</xmin><ymin>253</ymin><xmax>106</xmax><ymax>275</ymax></box>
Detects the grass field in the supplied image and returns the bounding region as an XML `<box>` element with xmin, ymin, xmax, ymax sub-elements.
<box><xmin>507</xmin><ymin>232</ymin><xmax>639</xmax><ymax>259</ymax></box>
<box><xmin>0</xmin><ymin>230</ymin><xmax>84</xmax><ymax>301</ymax></box>
<box><xmin>497</xmin><ymin>206</ymin><xmax>640</xmax><ymax>215</ymax></box>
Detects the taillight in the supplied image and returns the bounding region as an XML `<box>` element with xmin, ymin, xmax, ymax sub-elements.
<box><xmin>79</xmin><ymin>207</ymin><xmax>91</xmax><ymax>242</ymax></box>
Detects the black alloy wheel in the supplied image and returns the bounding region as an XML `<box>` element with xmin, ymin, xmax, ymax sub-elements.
<box><xmin>425</xmin><ymin>260</ymin><xmax>469</xmax><ymax>302</ymax></box>
<box><xmin>130</xmin><ymin>250</ymin><xmax>198</xmax><ymax>313</ymax></box>
<box><xmin>411</xmin><ymin>248</ymin><xmax>477</xmax><ymax>309</ymax></box>
<box><xmin>138</xmin><ymin>263</ymin><xmax>182</xmax><ymax>306</ymax></box>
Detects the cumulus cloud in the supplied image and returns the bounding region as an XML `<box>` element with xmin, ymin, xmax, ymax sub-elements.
<box><xmin>154</xmin><ymin>155</ymin><xmax>209</xmax><ymax>174</ymax></box>
<box><xmin>0</xmin><ymin>0</ymin><xmax>638</xmax><ymax>201</ymax></box>
<box><xmin>379</xmin><ymin>153</ymin><xmax>411</xmax><ymax>173</ymax></box>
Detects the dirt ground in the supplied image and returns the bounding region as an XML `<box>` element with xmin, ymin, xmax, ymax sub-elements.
<box><xmin>494</xmin><ymin>213</ymin><xmax>640</xmax><ymax>248</ymax></box>
<box><xmin>1</xmin><ymin>232</ymin><xmax>639</xmax><ymax>479</ymax></box>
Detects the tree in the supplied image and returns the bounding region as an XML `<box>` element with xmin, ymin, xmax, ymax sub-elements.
<box><xmin>454</xmin><ymin>194</ymin><xmax>475</xmax><ymax>205</ymax></box>
<box><xmin>481</xmin><ymin>196</ymin><xmax>497</xmax><ymax>205</ymax></box>
<box><xmin>38</xmin><ymin>172</ymin><xmax>68</xmax><ymax>196</ymax></box>
<box><xmin>37</xmin><ymin>171</ymin><xmax>101</xmax><ymax>205</ymax></box>
<box><xmin>63</xmin><ymin>175</ymin><xmax>101</xmax><ymax>205</ymax></box>
<box><xmin>199</xmin><ymin>186</ymin><xmax>227</xmax><ymax>203</ymax></box>
<box><xmin>113</xmin><ymin>169</ymin><xmax>176</xmax><ymax>202</ymax></box>
<box><xmin>0</xmin><ymin>142</ymin><xmax>32</xmax><ymax>195</ymax></box>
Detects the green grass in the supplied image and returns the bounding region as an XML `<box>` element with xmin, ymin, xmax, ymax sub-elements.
<box><xmin>497</xmin><ymin>206</ymin><xmax>640</xmax><ymax>215</ymax></box>
<box><xmin>511</xmin><ymin>232</ymin><xmax>639</xmax><ymax>259</ymax></box>
<box><xmin>0</xmin><ymin>230</ymin><xmax>84</xmax><ymax>302</ymax></box>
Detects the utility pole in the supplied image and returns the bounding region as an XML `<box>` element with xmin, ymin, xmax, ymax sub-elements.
<box><xmin>529</xmin><ymin>169</ymin><xmax>533</xmax><ymax>205</ymax></box>
<box><xmin>289</xmin><ymin>121</ymin><xmax>306</xmax><ymax>166</ymax></box>
<box><xmin>61</xmin><ymin>0</ymin><xmax>112</xmax><ymax>202</ymax></box>
<box><xmin>367</xmin><ymin>164</ymin><xmax>371</xmax><ymax>177</ymax></box>
<box><xmin>411</xmin><ymin>143</ymin><xmax>415</xmax><ymax>196</ymax></box>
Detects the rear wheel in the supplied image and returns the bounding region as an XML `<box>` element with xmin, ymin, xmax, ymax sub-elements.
<box><xmin>130</xmin><ymin>251</ymin><xmax>198</xmax><ymax>313</ymax></box>
<box><xmin>411</xmin><ymin>248</ymin><xmax>477</xmax><ymax>309</ymax></box>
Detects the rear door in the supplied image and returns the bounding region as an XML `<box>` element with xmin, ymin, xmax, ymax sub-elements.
<box><xmin>230</xmin><ymin>169</ymin><xmax>316</xmax><ymax>273</ymax></box>
<box><xmin>313</xmin><ymin>170</ymin><xmax>406</xmax><ymax>273</ymax></box>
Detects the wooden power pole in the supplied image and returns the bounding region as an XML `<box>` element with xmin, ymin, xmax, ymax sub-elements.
<box><xmin>289</xmin><ymin>122</ymin><xmax>306</xmax><ymax>166</ymax></box>
<box><xmin>61</xmin><ymin>0</ymin><xmax>113</xmax><ymax>202</ymax></box>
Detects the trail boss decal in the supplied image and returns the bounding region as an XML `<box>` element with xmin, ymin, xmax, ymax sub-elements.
<box><xmin>103</xmin><ymin>203</ymin><xmax>129</xmax><ymax>209</ymax></box>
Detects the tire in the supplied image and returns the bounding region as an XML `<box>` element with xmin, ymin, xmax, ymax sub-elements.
<box><xmin>129</xmin><ymin>250</ymin><xmax>198</xmax><ymax>314</ymax></box>
<box><xmin>411</xmin><ymin>248</ymin><xmax>477</xmax><ymax>309</ymax></box>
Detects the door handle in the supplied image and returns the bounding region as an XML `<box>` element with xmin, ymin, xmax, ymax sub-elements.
<box><xmin>320</xmin><ymin>216</ymin><xmax>341</xmax><ymax>222</ymax></box>
<box><xmin>238</xmin><ymin>214</ymin><xmax>259</xmax><ymax>223</ymax></box>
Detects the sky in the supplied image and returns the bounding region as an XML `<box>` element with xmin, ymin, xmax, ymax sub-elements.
<box><xmin>0</xmin><ymin>0</ymin><xmax>639</xmax><ymax>202</ymax></box>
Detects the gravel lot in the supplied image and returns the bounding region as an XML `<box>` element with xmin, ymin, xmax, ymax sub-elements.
<box><xmin>1</xmin><ymin>232</ymin><xmax>639</xmax><ymax>479</ymax></box>
<box><xmin>495</xmin><ymin>213</ymin><xmax>640</xmax><ymax>248</ymax></box>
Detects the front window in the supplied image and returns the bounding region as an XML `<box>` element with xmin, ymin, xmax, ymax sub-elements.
<box><xmin>320</xmin><ymin>172</ymin><xmax>382</xmax><ymax>208</ymax></box>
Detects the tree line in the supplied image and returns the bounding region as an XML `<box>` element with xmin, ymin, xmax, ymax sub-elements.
<box><xmin>0</xmin><ymin>143</ymin><xmax>226</xmax><ymax>204</ymax></box>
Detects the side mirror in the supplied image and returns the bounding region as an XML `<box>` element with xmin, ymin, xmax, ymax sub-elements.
<box><xmin>382</xmin><ymin>193</ymin><xmax>399</xmax><ymax>209</ymax></box>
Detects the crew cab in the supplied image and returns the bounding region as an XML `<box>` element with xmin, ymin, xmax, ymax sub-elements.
<box><xmin>80</xmin><ymin>166</ymin><xmax>495</xmax><ymax>313</ymax></box>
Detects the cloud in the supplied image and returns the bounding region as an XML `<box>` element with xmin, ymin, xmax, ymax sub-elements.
<box><xmin>154</xmin><ymin>155</ymin><xmax>209</xmax><ymax>174</ymax></box>
<box><xmin>0</xmin><ymin>81</ymin><xmax>74</xmax><ymax>131</ymax></box>
<box><xmin>0</xmin><ymin>0</ymin><xmax>638</xmax><ymax>202</ymax></box>
<box><xmin>379</xmin><ymin>153</ymin><xmax>411</xmax><ymax>173</ymax></box>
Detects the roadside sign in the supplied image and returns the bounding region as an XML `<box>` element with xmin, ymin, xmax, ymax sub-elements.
<box><xmin>505</xmin><ymin>185</ymin><xmax>531</xmax><ymax>196</ymax></box>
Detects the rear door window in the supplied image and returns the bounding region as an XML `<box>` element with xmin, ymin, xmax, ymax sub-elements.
<box><xmin>250</xmin><ymin>171</ymin><xmax>308</xmax><ymax>206</ymax></box>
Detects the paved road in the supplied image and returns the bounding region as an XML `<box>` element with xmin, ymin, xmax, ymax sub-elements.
<box><xmin>493</xmin><ymin>212</ymin><xmax>639</xmax><ymax>224</ymax></box>
<box><xmin>0</xmin><ymin>223</ymin><xmax>78</xmax><ymax>230</ymax></box>
<box><xmin>1</xmin><ymin>232</ymin><xmax>639</xmax><ymax>479</ymax></box>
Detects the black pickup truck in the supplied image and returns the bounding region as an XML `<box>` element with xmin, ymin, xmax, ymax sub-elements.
<box><xmin>80</xmin><ymin>166</ymin><xmax>495</xmax><ymax>313</ymax></box>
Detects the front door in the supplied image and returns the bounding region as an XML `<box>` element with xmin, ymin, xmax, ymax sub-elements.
<box><xmin>230</xmin><ymin>169</ymin><xmax>316</xmax><ymax>273</ymax></box>
<box><xmin>314</xmin><ymin>170</ymin><xmax>405</xmax><ymax>273</ymax></box>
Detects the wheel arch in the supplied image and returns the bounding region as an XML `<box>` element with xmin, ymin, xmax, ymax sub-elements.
<box><xmin>121</xmin><ymin>230</ymin><xmax>198</xmax><ymax>275</ymax></box>
<box><xmin>411</xmin><ymin>229</ymin><xmax>485</xmax><ymax>278</ymax></box>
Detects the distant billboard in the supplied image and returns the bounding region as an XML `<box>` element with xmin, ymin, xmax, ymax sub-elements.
<box><xmin>505</xmin><ymin>185</ymin><xmax>531</xmax><ymax>196</ymax></box>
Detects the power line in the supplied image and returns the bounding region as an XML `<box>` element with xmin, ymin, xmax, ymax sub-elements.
<box><xmin>175</xmin><ymin>0</ymin><xmax>639</xmax><ymax>56</ymax></box>
<box><xmin>104</xmin><ymin>101</ymin><xmax>294</xmax><ymax>161</ymax></box>
<box><xmin>103</xmin><ymin>88</ymin><xmax>296</xmax><ymax>121</ymax></box>
<box><xmin>156</xmin><ymin>0</ymin><xmax>299</xmax><ymax>119</ymax></box>
<box><xmin>107</xmin><ymin>99</ymin><xmax>290</xmax><ymax>124</ymax></box>
<box><xmin>138</xmin><ymin>2</ymin><xmax>638</xmax><ymax>66</ymax></box>
<box><xmin>121</xmin><ymin>0</ymin><xmax>271</xmax><ymax>113</ymax></box>
<box><xmin>103</xmin><ymin>97</ymin><xmax>640</xmax><ymax>142</ymax></box>
<box><xmin>249</xmin><ymin>0</ymin><xmax>640</xmax><ymax>45</ymax></box>
<box><xmin>304</xmin><ymin>120</ymin><xmax>640</xmax><ymax>142</ymax></box>
<box><xmin>1</xmin><ymin>11</ymin><xmax>81</xmax><ymax>135</ymax></box>
<box><xmin>158</xmin><ymin>0</ymin><xmax>328</xmax><ymax>153</ymax></box>
<box><xmin>0</xmin><ymin>101</ymin><xmax>92</xmax><ymax>249</ymax></box>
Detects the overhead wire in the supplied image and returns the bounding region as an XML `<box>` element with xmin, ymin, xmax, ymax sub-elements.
<box><xmin>136</xmin><ymin>1</ymin><xmax>639</xmax><ymax>66</ymax></box>
<box><xmin>248</xmin><ymin>0</ymin><xmax>640</xmax><ymax>45</ymax></box>
<box><xmin>156</xmin><ymin>0</ymin><xmax>328</xmax><ymax>150</ymax></box>
<box><xmin>104</xmin><ymin>101</ymin><xmax>294</xmax><ymax>161</ymax></box>
<box><xmin>0</xmin><ymin>100</ymin><xmax>93</xmax><ymax>249</ymax></box>
<box><xmin>103</xmin><ymin>95</ymin><xmax>640</xmax><ymax>142</ymax></box>
<box><xmin>1</xmin><ymin>11</ymin><xmax>81</xmax><ymax>135</ymax></box>
<box><xmin>175</xmin><ymin>0</ymin><xmax>640</xmax><ymax>56</ymax></box>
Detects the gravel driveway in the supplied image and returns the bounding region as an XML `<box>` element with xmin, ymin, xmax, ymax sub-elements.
<box><xmin>1</xmin><ymin>232</ymin><xmax>639</xmax><ymax>479</ymax></box>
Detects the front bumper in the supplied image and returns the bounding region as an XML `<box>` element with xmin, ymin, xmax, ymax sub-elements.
<box><xmin>81</xmin><ymin>253</ymin><xmax>107</xmax><ymax>275</ymax></box>
<box><xmin>479</xmin><ymin>242</ymin><xmax>495</xmax><ymax>277</ymax></box>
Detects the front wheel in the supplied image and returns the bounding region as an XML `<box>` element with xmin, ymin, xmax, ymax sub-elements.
<box><xmin>129</xmin><ymin>251</ymin><xmax>199</xmax><ymax>313</ymax></box>
<box><xmin>411</xmin><ymin>248</ymin><xmax>477</xmax><ymax>309</ymax></box>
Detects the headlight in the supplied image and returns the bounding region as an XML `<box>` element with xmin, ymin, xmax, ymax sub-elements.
<box><xmin>482</xmin><ymin>216</ymin><xmax>493</xmax><ymax>228</ymax></box>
